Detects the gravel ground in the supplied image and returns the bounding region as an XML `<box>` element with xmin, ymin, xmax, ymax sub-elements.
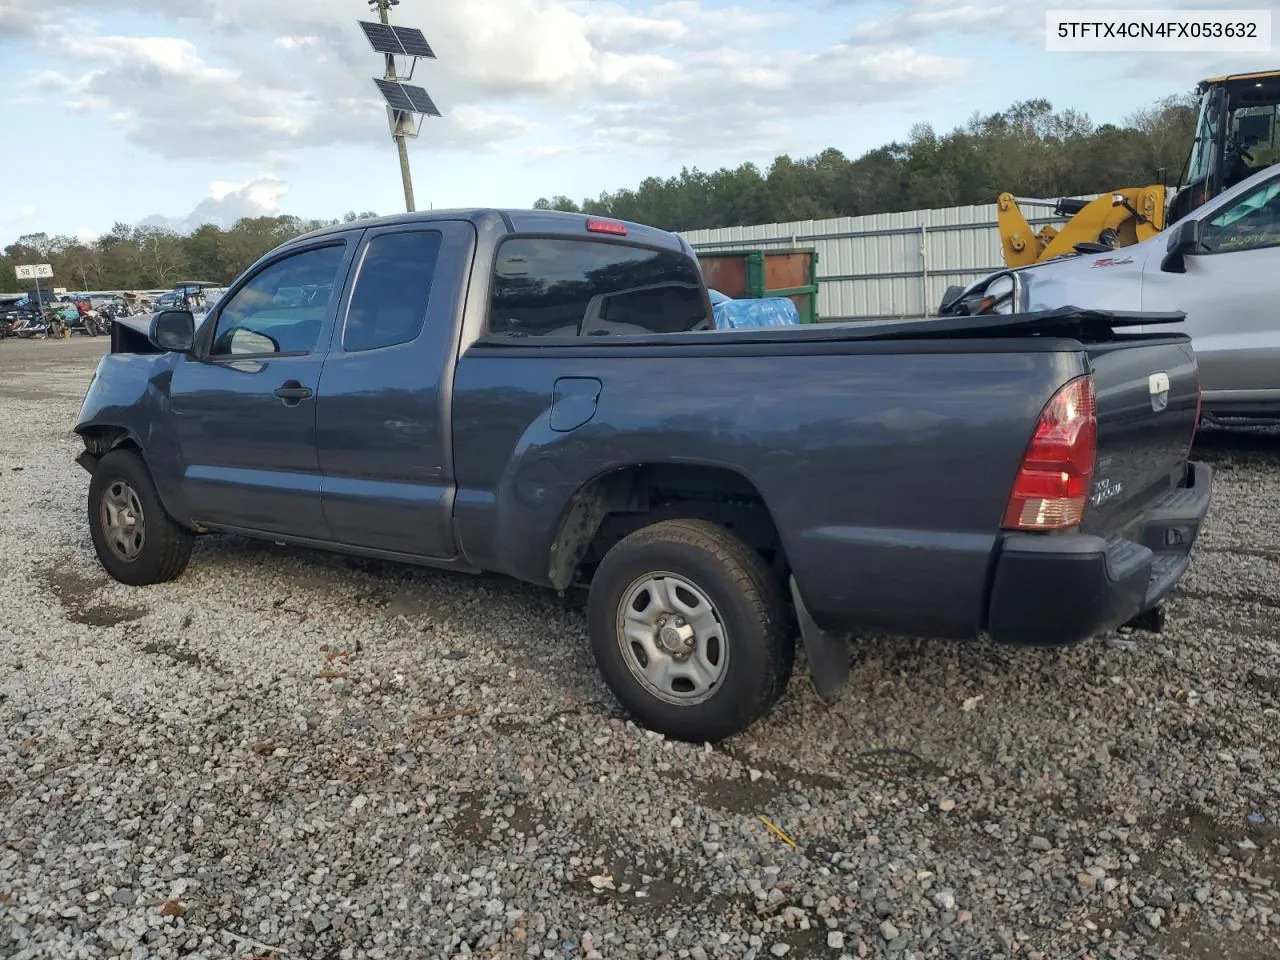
<box><xmin>1</xmin><ymin>335</ymin><xmax>1279</xmax><ymax>960</ymax></box>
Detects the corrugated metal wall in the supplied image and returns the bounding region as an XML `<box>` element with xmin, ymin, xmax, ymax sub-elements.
<box><xmin>680</xmin><ymin>200</ymin><xmax>1084</xmax><ymax>321</ymax></box>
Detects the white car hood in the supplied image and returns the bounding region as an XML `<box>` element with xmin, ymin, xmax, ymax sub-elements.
<box><xmin>1016</xmin><ymin>249</ymin><xmax>1147</xmax><ymax>314</ymax></box>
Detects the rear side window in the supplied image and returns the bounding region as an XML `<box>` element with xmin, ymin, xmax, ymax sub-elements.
<box><xmin>488</xmin><ymin>238</ymin><xmax>711</xmax><ymax>338</ymax></box>
<box><xmin>343</xmin><ymin>231</ymin><xmax>442</xmax><ymax>352</ymax></box>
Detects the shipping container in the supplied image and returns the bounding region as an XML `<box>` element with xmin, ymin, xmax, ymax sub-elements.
<box><xmin>696</xmin><ymin>248</ymin><xmax>820</xmax><ymax>323</ymax></box>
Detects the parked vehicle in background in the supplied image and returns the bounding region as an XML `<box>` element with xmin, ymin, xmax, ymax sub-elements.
<box><xmin>9</xmin><ymin>305</ymin><xmax>69</xmax><ymax>339</ymax></box>
<box><xmin>151</xmin><ymin>291</ymin><xmax>183</xmax><ymax>312</ymax></box>
<box><xmin>74</xmin><ymin>209</ymin><xmax>1212</xmax><ymax>741</ymax></box>
<box><xmin>0</xmin><ymin>295</ymin><xmax>25</xmax><ymax>338</ymax></box>
<box><xmin>943</xmin><ymin>163</ymin><xmax>1280</xmax><ymax>425</ymax></box>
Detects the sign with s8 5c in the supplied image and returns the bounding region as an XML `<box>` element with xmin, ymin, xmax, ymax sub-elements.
<box><xmin>1046</xmin><ymin>10</ymin><xmax>1271</xmax><ymax>52</ymax></box>
<box><xmin>14</xmin><ymin>263</ymin><xmax>54</xmax><ymax>280</ymax></box>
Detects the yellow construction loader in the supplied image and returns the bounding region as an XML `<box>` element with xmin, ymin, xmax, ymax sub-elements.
<box><xmin>998</xmin><ymin>69</ymin><xmax>1280</xmax><ymax>268</ymax></box>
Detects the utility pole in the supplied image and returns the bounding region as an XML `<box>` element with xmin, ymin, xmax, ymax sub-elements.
<box><xmin>372</xmin><ymin>0</ymin><xmax>415</xmax><ymax>212</ymax></box>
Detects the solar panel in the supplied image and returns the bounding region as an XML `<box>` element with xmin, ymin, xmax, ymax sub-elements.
<box><xmin>373</xmin><ymin>78</ymin><xmax>441</xmax><ymax>117</ymax></box>
<box><xmin>374</xmin><ymin>78</ymin><xmax>415</xmax><ymax>112</ymax></box>
<box><xmin>403</xmin><ymin>84</ymin><xmax>441</xmax><ymax>117</ymax></box>
<box><xmin>393</xmin><ymin>25</ymin><xmax>435</xmax><ymax>59</ymax></box>
<box><xmin>360</xmin><ymin>21</ymin><xmax>404</xmax><ymax>55</ymax></box>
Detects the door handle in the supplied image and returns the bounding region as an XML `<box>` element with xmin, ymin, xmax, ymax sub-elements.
<box><xmin>273</xmin><ymin>380</ymin><xmax>313</xmax><ymax>403</ymax></box>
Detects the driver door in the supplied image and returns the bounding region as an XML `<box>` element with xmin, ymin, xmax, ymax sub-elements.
<box><xmin>167</xmin><ymin>237</ymin><xmax>358</xmax><ymax>538</ymax></box>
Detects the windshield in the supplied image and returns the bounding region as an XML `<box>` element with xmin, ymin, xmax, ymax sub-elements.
<box><xmin>1181</xmin><ymin>86</ymin><xmax>1225</xmax><ymax>189</ymax></box>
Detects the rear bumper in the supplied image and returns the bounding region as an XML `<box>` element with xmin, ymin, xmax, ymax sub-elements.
<box><xmin>986</xmin><ymin>461</ymin><xmax>1212</xmax><ymax>646</ymax></box>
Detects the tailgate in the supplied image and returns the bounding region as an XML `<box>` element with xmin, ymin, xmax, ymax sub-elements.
<box><xmin>1080</xmin><ymin>336</ymin><xmax>1199</xmax><ymax>536</ymax></box>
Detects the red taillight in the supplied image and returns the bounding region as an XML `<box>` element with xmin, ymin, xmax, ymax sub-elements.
<box><xmin>1002</xmin><ymin>375</ymin><xmax>1097</xmax><ymax>531</ymax></box>
<box><xmin>586</xmin><ymin>218</ymin><xmax>627</xmax><ymax>236</ymax></box>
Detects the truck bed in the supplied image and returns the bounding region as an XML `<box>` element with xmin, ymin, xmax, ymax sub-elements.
<box><xmin>454</xmin><ymin>310</ymin><xmax>1201</xmax><ymax>642</ymax></box>
<box><xmin>474</xmin><ymin>306</ymin><xmax>1187</xmax><ymax>348</ymax></box>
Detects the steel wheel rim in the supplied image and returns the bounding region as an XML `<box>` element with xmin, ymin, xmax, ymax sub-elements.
<box><xmin>100</xmin><ymin>479</ymin><xmax>145</xmax><ymax>562</ymax></box>
<box><xmin>616</xmin><ymin>571</ymin><xmax>729</xmax><ymax>705</ymax></box>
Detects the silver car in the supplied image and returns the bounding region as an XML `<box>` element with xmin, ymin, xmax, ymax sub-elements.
<box><xmin>945</xmin><ymin>163</ymin><xmax>1280</xmax><ymax>423</ymax></box>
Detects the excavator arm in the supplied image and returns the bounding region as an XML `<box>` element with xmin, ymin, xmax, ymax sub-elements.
<box><xmin>997</xmin><ymin>186</ymin><xmax>1167</xmax><ymax>267</ymax></box>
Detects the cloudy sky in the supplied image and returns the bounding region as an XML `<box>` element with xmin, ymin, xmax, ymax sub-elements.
<box><xmin>1</xmin><ymin>0</ymin><xmax>1276</xmax><ymax>240</ymax></box>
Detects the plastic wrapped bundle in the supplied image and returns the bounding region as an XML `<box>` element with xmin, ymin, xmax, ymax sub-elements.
<box><xmin>708</xmin><ymin>289</ymin><xmax>801</xmax><ymax>330</ymax></box>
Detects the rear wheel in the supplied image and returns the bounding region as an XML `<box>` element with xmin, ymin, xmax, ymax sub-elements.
<box><xmin>88</xmin><ymin>449</ymin><xmax>194</xmax><ymax>585</ymax></box>
<box><xmin>587</xmin><ymin>519</ymin><xmax>794</xmax><ymax>742</ymax></box>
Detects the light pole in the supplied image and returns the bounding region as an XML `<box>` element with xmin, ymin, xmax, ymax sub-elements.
<box><xmin>361</xmin><ymin>1</ymin><xmax>440</xmax><ymax>214</ymax></box>
<box><xmin>369</xmin><ymin>0</ymin><xmax>415</xmax><ymax>212</ymax></box>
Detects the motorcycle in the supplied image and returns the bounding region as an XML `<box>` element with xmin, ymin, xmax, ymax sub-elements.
<box><xmin>48</xmin><ymin>311</ymin><xmax>70</xmax><ymax>339</ymax></box>
<box><xmin>94</xmin><ymin>304</ymin><xmax>125</xmax><ymax>335</ymax></box>
<box><xmin>9</xmin><ymin>306</ymin><xmax>71</xmax><ymax>339</ymax></box>
<box><xmin>0</xmin><ymin>307</ymin><xmax>21</xmax><ymax>338</ymax></box>
<box><xmin>9</xmin><ymin>309</ymin><xmax>51</xmax><ymax>339</ymax></box>
<box><xmin>66</xmin><ymin>299</ymin><xmax>101</xmax><ymax>337</ymax></box>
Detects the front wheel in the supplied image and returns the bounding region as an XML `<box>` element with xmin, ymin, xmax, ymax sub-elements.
<box><xmin>587</xmin><ymin>519</ymin><xmax>795</xmax><ymax>742</ymax></box>
<box><xmin>88</xmin><ymin>449</ymin><xmax>194</xmax><ymax>585</ymax></box>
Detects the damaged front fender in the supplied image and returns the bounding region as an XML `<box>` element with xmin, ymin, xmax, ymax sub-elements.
<box><xmin>73</xmin><ymin>350</ymin><xmax>191</xmax><ymax>522</ymax></box>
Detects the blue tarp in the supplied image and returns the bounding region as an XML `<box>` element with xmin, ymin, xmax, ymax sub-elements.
<box><xmin>708</xmin><ymin>289</ymin><xmax>800</xmax><ymax>330</ymax></box>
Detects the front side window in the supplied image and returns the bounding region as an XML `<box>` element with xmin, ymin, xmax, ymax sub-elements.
<box><xmin>1202</xmin><ymin>178</ymin><xmax>1280</xmax><ymax>253</ymax></box>
<box><xmin>343</xmin><ymin>231</ymin><xmax>442</xmax><ymax>352</ymax></box>
<box><xmin>488</xmin><ymin>238</ymin><xmax>711</xmax><ymax>338</ymax></box>
<box><xmin>210</xmin><ymin>244</ymin><xmax>346</xmax><ymax>356</ymax></box>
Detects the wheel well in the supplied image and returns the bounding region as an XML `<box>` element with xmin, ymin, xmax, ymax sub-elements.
<box><xmin>79</xmin><ymin>427</ymin><xmax>140</xmax><ymax>457</ymax></box>
<box><xmin>548</xmin><ymin>464</ymin><xmax>786</xmax><ymax>590</ymax></box>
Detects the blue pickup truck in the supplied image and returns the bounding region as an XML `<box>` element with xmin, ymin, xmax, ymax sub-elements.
<box><xmin>74</xmin><ymin>209</ymin><xmax>1212</xmax><ymax>741</ymax></box>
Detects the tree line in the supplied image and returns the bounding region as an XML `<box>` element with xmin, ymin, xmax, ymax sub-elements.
<box><xmin>534</xmin><ymin>95</ymin><xmax>1198</xmax><ymax>231</ymax></box>
<box><xmin>0</xmin><ymin>211</ymin><xmax>378</xmax><ymax>295</ymax></box>
<box><xmin>2</xmin><ymin>95</ymin><xmax>1196</xmax><ymax>293</ymax></box>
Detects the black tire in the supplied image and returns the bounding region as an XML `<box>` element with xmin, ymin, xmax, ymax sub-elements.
<box><xmin>587</xmin><ymin>519</ymin><xmax>794</xmax><ymax>742</ymax></box>
<box><xmin>88</xmin><ymin>449</ymin><xmax>194</xmax><ymax>586</ymax></box>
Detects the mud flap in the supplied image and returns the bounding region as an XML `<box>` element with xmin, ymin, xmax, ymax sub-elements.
<box><xmin>789</xmin><ymin>576</ymin><xmax>849</xmax><ymax>704</ymax></box>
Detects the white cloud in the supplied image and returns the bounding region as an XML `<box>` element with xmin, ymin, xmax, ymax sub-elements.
<box><xmin>18</xmin><ymin>0</ymin><xmax>970</xmax><ymax>164</ymax></box>
<box><xmin>0</xmin><ymin>203</ymin><xmax>39</xmax><ymax>231</ymax></box>
<box><xmin>140</xmin><ymin>176</ymin><xmax>290</xmax><ymax>232</ymax></box>
<box><xmin>0</xmin><ymin>0</ymin><xmax>44</xmax><ymax>38</ymax></box>
<box><xmin>449</xmin><ymin>104</ymin><xmax>538</xmax><ymax>145</ymax></box>
<box><xmin>572</xmin><ymin>41</ymin><xmax>966</xmax><ymax>157</ymax></box>
<box><xmin>274</xmin><ymin>35</ymin><xmax>318</xmax><ymax>49</ymax></box>
<box><xmin>584</xmin><ymin>1</ymin><xmax>777</xmax><ymax>51</ymax></box>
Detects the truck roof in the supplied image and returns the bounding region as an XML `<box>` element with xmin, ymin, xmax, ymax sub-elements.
<box><xmin>283</xmin><ymin>208</ymin><xmax>686</xmax><ymax>254</ymax></box>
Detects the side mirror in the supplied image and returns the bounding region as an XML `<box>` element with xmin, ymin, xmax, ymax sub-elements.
<box><xmin>1157</xmin><ymin>221</ymin><xmax>1203</xmax><ymax>276</ymax></box>
<box><xmin>149</xmin><ymin>310</ymin><xmax>195</xmax><ymax>352</ymax></box>
<box><xmin>938</xmin><ymin>284</ymin><xmax>965</xmax><ymax>314</ymax></box>
<box><xmin>226</xmin><ymin>328</ymin><xmax>280</xmax><ymax>355</ymax></box>
<box><xmin>1161</xmin><ymin>219</ymin><xmax>1205</xmax><ymax>274</ymax></box>
<box><xmin>1166</xmin><ymin>218</ymin><xmax>1205</xmax><ymax>254</ymax></box>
